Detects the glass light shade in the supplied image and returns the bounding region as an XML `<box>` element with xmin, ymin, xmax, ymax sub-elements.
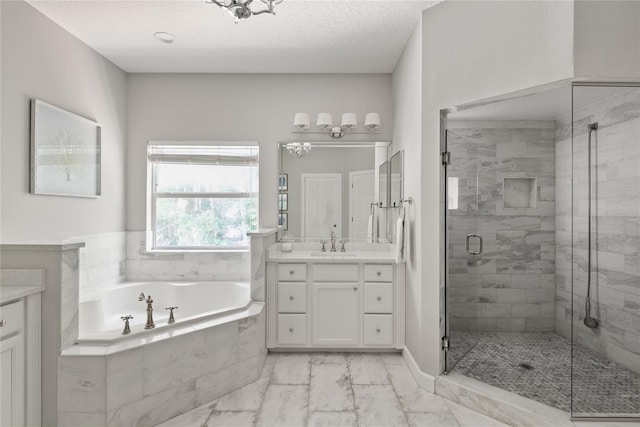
<box><xmin>316</xmin><ymin>113</ymin><xmax>333</xmax><ymax>130</ymax></box>
<box><xmin>364</xmin><ymin>112</ymin><xmax>381</xmax><ymax>131</ymax></box>
<box><xmin>341</xmin><ymin>112</ymin><xmax>357</xmax><ymax>130</ymax></box>
<box><xmin>293</xmin><ymin>112</ymin><xmax>310</xmax><ymax>130</ymax></box>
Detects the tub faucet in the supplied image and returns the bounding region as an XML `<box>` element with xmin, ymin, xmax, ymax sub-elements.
<box><xmin>330</xmin><ymin>231</ymin><xmax>337</xmax><ymax>252</ymax></box>
<box><xmin>142</xmin><ymin>294</ymin><xmax>155</xmax><ymax>329</ymax></box>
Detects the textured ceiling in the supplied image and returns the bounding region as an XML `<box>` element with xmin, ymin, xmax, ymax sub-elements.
<box><xmin>26</xmin><ymin>0</ymin><xmax>440</xmax><ymax>73</ymax></box>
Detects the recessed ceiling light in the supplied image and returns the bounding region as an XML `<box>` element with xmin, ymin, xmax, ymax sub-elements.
<box><xmin>154</xmin><ymin>32</ymin><xmax>176</xmax><ymax>44</ymax></box>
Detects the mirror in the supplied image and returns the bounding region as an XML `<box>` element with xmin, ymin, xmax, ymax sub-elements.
<box><xmin>390</xmin><ymin>150</ymin><xmax>403</xmax><ymax>207</ymax></box>
<box><xmin>279</xmin><ymin>141</ymin><xmax>390</xmax><ymax>241</ymax></box>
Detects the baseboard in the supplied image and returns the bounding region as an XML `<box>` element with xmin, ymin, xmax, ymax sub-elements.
<box><xmin>402</xmin><ymin>346</ymin><xmax>435</xmax><ymax>392</ymax></box>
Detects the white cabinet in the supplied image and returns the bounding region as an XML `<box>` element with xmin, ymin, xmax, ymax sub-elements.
<box><xmin>266</xmin><ymin>259</ymin><xmax>405</xmax><ymax>350</ymax></box>
<box><xmin>312</xmin><ymin>283</ymin><xmax>359</xmax><ymax>346</ymax></box>
<box><xmin>1</xmin><ymin>300</ymin><xmax>26</xmax><ymax>427</ymax></box>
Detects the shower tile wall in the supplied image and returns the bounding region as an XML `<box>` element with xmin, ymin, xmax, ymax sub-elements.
<box><xmin>555</xmin><ymin>89</ymin><xmax>640</xmax><ymax>374</ymax></box>
<box><xmin>448</xmin><ymin>121</ymin><xmax>556</xmax><ymax>332</ymax></box>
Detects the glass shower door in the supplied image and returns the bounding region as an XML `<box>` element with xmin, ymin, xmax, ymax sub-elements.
<box><xmin>571</xmin><ymin>84</ymin><xmax>640</xmax><ymax>419</ymax></box>
<box><xmin>445</xmin><ymin>129</ymin><xmax>482</xmax><ymax>372</ymax></box>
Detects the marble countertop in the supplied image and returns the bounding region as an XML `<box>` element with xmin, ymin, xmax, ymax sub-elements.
<box><xmin>268</xmin><ymin>248</ymin><xmax>398</xmax><ymax>263</ymax></box>
<box><xmin>0</xmin><ymin>285</ymin><xmax>45</xmax><ymax>304</ymax></box>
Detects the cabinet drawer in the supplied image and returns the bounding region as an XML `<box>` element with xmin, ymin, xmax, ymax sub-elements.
<box><xmin>313</xmin><ymin>264</ymin><xmax>358</xmax><ymax>282</ymax></box>
<box><xmin>0</xmin><ymin>299</ymin><xmax>24</xmax><ymax>339</ymax></box>
<box><xmin>277</xmin><ymin>314</ymin><xmax>307</xmax><ymax>345</ymax></box>
<box><xmin>277</xmin><ymin>283</ymin><xmax>307</xmax><ymax>313</ymax></box>
<box><xmin>364</xmin><ymin>283</ymin><xmax>393</xmax><ymax>314</ymax></box>
<box><xmin>364</xmin><ymin>264</ymin><xmax>393</xmax><ymax>282</ymax></box>
<box><xmin>277</xmin><ymin>264</ymin><xmax>307</xmax><ymax>282</ymax></box>
<box><xmin>364</xmin><ymin>314</ymin><xmax>393</xmax><ymax>346</ymax></box>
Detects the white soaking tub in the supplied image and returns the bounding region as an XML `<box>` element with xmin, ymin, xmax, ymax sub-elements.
<box><xmin>78</xmin><ymin>281</ymin><xmax>250</xmax><ymax>343</ymax></box>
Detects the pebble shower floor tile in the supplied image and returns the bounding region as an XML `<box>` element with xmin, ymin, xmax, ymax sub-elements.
<box><xmin>451</xmin><ymin>332</ymin><xmax>640</xmax><ymax>415</ymax></box>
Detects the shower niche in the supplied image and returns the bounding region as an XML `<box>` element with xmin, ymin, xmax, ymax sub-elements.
<box><xmin>442</xmin><ymin>83</ymin><xmax>640</xmax><ymax>420</ymax></box>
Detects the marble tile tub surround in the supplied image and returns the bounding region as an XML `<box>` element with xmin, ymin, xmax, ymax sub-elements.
<box><xmin>447</xmin><ymin>121</ymin><xmax>556</xmax><ymax>333</ymax></box>
<box><xmin>57</xmin><ymin>304</ymin><xmax>266</xmax><ymax>427</ymax></box>
<box><xmin>249</xmin><ymin>229</ymin><xmax>277</xmax><ymax>302</ymax></box>
<box><xmin>555</xmin><ymin>88</ymin><xmax>640</xmax><ymax>375</ymax></box>
<box><xmin>158</xmin><ymin>352</ymin><xmax>508</xmax><ymax>427</ymax></box>
<box><xmin>126</xmin><ymin>231</ymin><xmax>250</xmax><ymax>282</ymax></box>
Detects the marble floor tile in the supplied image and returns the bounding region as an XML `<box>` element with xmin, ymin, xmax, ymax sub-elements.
<box><xmin>157</xmin><ymin>352</ymin><xmax>513</xmax><ymax>427</ymax></box>
<box><xmin>270</xmin><ymin>353</ymin><xmax>311</xmax><ymax>385</ymax></box>
<box><xmin>309</xmin><ymin>363</ymin><xmax>354</xmax><ymax>411</ymax></box>
<box><xmin>406</xmin><ymin>411</ymin><xmax>460</xmax><ymax>427</ymax></box>
<box><xmin>307</xmin><ymin>411</ymin><xmax>358</xmax><ymax>427</ymax></box>
<box><xmin>155</xmin><ymin>401</ymin><xmax>214</xmax><ymax>427</ymax></box>
<box><xmin>387</xmin><ymin>364</ymin><xmax>450</xmax><ymax>413</ymax></box>
<box><xmin>310</xmin><ymin>352</ymin><xmax>347</xmax><ymax>365</ymax></box>
<box><xmin>352</xmin><ymin>385</ymin><xmax>407</xmax><ymax>427</ymax></box>
<box><xmin>348</xmin><ymin>354</ymin><xmax>390</xmax><ymax>385</ymax></box>
<box><xmin>445</xmin><ymin>401</ymin><xmax>511</xmax><ymax>427</ymax></box>
<box><xmin>207</xmin><ymin>411</ymin><xmax>257</xmax><ymax>426</ymax></box>
<box><xmin>214</xmin><ymin>376</ymin><xmax>270</xmax><ymax>411</ymax></box>
<box><xmin>256</xmin><ymin>384</ymin><xmax>309</xmax><ymax>427</ymax></box>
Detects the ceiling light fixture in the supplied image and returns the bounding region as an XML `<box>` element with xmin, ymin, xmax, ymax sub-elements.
<box><xmin>153</xmin><ymin>32</ymin><xmax>176</xmax><ymax>44</ymax></box>
<box><xmin>292</xmin><ymin>112</ymin><xmax>382</xmax><ymax>139</ymax></box>
<box><xmin>203</xmin><ymin>0</ymin><xmax>283</xmax><ymax>23</ymax></box>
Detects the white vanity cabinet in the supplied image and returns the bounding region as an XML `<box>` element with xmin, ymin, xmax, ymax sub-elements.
<box><xmin>267</xmin><ymin>257</ymin><xmax>405</xmax><ymax>350</ymax></box>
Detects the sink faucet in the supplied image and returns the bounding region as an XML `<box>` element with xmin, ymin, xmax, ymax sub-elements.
<box><xmin>141</xmin><ymin>294</ymin><xmax>155</xmax><ymax>329</ymax></box>
<box><xmin>330</xmin><ymin>231</ymin><xmax>337</xmax><ymax>252</ymax></box>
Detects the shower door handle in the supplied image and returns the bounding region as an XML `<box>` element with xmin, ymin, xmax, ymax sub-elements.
<box><xmin>466</xmin><ymin>234</ymin><xmax>483</xmax><ymax>255</ymax></box>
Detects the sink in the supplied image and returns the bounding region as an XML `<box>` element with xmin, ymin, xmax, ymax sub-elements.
<box><xmin>310</xmin><ymin>252</ymin><xmax>358</xmax><ymax>257</ymax></box>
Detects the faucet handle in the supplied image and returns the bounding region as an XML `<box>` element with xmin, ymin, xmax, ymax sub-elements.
<box><xmin>339</xmin><ymin>240</ymin><xmax>346</xmax><ymax>252</ymax></box>
<box><xmin>165</xmin><ymin>307</ymin><xmax>178</xmax><ymax>324</ymax></box>
<box><xmin>320</xmin><ymin>240</ymin><xmax>327</xmax><ymax>252</ymax></box>
<box><xmin>121</xmin><ymin>315</ymin><xmax>133</xmax><ymax>335</ymax></box>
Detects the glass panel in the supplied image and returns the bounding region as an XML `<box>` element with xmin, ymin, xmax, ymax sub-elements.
<box><xmin>155</xmin><ymin>163</ymin><xmax>258</xmax><ymax>194</ymax></box>
<box><xmin>572</xmin><ymin>85</ymin><xmax>640</xmax><ymax>418</ymax></box>
<box><xmin>446</xmin><ymin>129</ymin><xmax>480</xmax><ymax>371</ymax></box>
<box><xmin>155</xmin><ymin>197</ymin><xmax>257</xmax><ymax>247</ymax></box>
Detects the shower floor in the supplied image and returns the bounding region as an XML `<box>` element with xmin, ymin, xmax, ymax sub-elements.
<box><xmin>450</xmin><ymin>331</ymin><xmax>640</xmax><ymax>416</ymax></box>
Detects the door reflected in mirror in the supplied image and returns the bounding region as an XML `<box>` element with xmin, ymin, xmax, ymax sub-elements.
<box><xmin>390</xmin><ymin>150</ymin><xmax>403</xmax><ymax>207</ymax></box>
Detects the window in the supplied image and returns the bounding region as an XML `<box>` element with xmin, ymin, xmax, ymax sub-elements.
<box><xmin>148</xmin><ymin>143</ymin><xmax>259</xmax><ymax>250</ymax></box>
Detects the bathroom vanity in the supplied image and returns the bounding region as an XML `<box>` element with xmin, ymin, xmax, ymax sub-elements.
<box><xmin>266</xmin><ymin>246</ymin><xmax>405</xmax><ymax>350</ymax></box>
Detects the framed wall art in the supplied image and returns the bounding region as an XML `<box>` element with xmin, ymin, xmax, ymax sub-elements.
<box><xmin>30</xmin><ymin>99</ymin><xmax>101</xmax><ymax>197</ymax></box>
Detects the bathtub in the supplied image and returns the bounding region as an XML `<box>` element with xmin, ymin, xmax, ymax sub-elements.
<box><xmin>78</xmin><ymin>281</ymin><xmax>251</xmax><ymax>343</ymax></box>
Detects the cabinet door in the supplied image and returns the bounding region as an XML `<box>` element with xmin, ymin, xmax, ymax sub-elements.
<box><xmin>312</xmin><ymin>283</ymin><xmax>359</xmax><ymax>346</ymax></box>
<box><xmin>1</xmin><ymin>334</ymin><xmax>25</xmax><ymax>427</ymax></box>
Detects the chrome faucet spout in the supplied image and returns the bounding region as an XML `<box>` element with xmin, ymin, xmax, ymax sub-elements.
<box><xmin>142</xmin><ymin>294</ymin><xmax>155</xmax><ymax>329</ymax></box>
<box><xmin>330</xmin><ymin>231</ymin><xmax>337</xmax><ymax>252</ymax></box>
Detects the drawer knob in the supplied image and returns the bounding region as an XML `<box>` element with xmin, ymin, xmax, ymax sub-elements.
<box><xmin>289</xmin><ymin>327</ymin><xmax>294</xmax><ymax>333</ymax></box>
<box><xmin>376</xmin><ymin>328</ymin><xmax>381</xmax><ymax>333</ymax></box>
<box><xmin>289</xmin><ymin>296</ymin><xmax>294</xmax><ymax>301</ymax></box>
<box><xmin>0</xmin><ymin>320</ymin><xmax>5</xmax><ymax>327</ymax></box>
<box><xmin>377</xmin><ymin>296</ymin><xmax>382</xmax><ymax>301</ymax></box>
<box><xmin>289</xmin><ymin>270</ymin><xmax>294</xmax><ymax>275</ymax></box>
<box><xmin>353</xmin><ymin>287</ymin><xmax>357</xmax><ymax>292</ymax></box>
<box><xmin>377</xmin><ymin>271</ymin><xmax>382</xmax><ymax>276</ymax></box>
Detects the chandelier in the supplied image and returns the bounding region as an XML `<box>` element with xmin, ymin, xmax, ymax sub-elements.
<box><xmin>286</xmin><ymin>142</ymin><xmax>311</xmax><ymax>158</ymax></box>
<box><xmin>204</xmin><ymin>0</ymin><xmax>283</xmax><ymax>22</ymax></box>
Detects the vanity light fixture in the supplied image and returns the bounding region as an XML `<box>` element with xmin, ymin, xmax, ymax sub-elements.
<box><xmin>203</xmin><ymin>0</ymin><xmax>283</xmax><ymax>23</ymax></box>
<box><xmin>292</xmin><ymin>112</ymin><xmax>382</xmax><ymax>139</ymax></box>
<box><xmin>286</xmin><ymin>142</ymin><xmax>311</xmax><ymax>158</ymax></box>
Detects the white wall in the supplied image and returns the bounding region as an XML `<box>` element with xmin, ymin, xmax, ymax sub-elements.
<box><xmin>574</xmin><ymin>1</ymin><xmax>640</xmax><ymax>81</ymax></box>
<box><xmin>0</xmin><ymin>0</ymin><xmax>127</xmax><ymax>242</ymax></box>
<box><xmin>391</xmin><ymin>18</ymin><xmax>424</xmax><ymax>369</ymax></box>
<box><xmin>414</xmin><ymin>0</ymin><xmax>575</xmax><ymax>377</ymax></box>
<box><xmin>126</xmin><ymin>74</ymin><xmax>393</xmax><ymax>232</ymax></box>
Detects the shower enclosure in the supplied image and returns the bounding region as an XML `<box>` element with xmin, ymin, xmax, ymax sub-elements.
<box><xmin>443</xmin><ymin>83</ymin><xmax>640</xmax><ymax>420</ymax></box>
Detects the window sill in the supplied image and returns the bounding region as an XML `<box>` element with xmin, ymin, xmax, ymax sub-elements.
<box><xmin>145</xmin><ymin>248</ymin><xmax>249</xmax><ymax>254</ymax></box>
